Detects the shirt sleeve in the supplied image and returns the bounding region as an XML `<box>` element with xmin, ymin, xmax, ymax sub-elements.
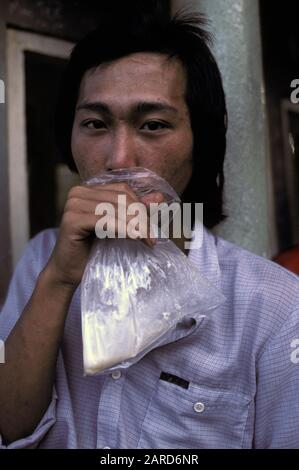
<box><xmin>0</xmin><ymin>389</ymin><xmax>58</xmax><ymax>449</ymax></box>
<box><xmin>0</xmin><ymin>229</ymin><xmax>58</xmax><ymax>449</ymax></box>
<box><xmin>254</xmin><ymin>308</ymin><xmax>299</xmax><ymax>449</ymax></box>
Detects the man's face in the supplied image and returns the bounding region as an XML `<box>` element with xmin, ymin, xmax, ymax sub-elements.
<box><xmin>71</xmin><ymin>52</ymin><xmax>193</xmax><ymax>196</ymax></box>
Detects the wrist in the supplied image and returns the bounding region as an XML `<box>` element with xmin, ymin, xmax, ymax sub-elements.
<box><xmin>38</xmin><ymin>263</ymin><xmax>78</xmax><ymax>299</ymax></box>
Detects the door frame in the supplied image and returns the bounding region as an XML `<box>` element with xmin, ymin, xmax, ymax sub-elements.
<box><xmin>6</xmin><ymin>28</ymin><xmax>73</xmax><ymax>267</ymax></box>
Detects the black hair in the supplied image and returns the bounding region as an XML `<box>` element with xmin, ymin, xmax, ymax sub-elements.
<box><xmin>55</xmin><ymin>10</ymin><xmax>228</xmax><ymax>228</ymax></box>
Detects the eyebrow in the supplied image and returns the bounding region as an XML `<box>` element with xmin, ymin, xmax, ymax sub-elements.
<box><xmin>76</xmin><ymin>101</ymin><xmax>179</xmax><ymax>116</ymax></box>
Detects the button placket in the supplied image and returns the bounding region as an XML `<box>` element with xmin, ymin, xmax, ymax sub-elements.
<box><xmin>96</xmin><ymin>372</ymin><xmax>125</xmax><ymax>449</ymax></box>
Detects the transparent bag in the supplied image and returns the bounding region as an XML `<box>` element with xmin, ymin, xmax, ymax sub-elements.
<box><xmin>81</xmin><ymin>167</ymin><xmax>225</xmax><ymax>375</ymax></box>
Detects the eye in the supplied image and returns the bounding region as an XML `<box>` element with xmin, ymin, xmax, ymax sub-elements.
<box><xmin>141</xmin><ymin>121</ymin><xmax>169</xmax><ymax>131</ymax></box>
<box><xmin>82</xmin><ymin>120</ymin><xmax>106</xmax><ymax>130</ymax></box>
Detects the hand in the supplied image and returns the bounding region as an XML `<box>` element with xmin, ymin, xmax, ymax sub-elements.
<box><xmin>43</xmin><ymin>182</ymin><xmax>163</xmax><ymax>289</ymax></box>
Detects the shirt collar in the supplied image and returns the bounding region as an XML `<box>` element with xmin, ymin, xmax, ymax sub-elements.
<box><xmin>187</xmin><ymin>223</ymin><xmax>222</xmax><ymax>290</ymax></box>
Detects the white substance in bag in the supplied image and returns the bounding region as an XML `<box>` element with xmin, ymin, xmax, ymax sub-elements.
<box><xmin>81</xmin><ymin>168</ymin><xmax>225</xmax><ymax>375</ymax></box>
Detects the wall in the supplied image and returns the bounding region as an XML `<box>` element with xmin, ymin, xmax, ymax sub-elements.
<box><xmin>172</xmin><ymin>0</ymin><xmax>276</xmax><ymax>258</ymax></box>
<box><xmin>0</xmin><ymin>0</ymin><xmax>101</xmax><ymax>304</ymax></box>
<box><xmin>0</xmin><ymin>0</ymin><xmax>171</xmax><ymax>305</ymax></box>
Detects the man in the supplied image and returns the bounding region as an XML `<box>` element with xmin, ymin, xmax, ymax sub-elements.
<box><xmin>0</xmin><ymin>11</ymin><xmax>299</xmax><ymax>449</ymax></box>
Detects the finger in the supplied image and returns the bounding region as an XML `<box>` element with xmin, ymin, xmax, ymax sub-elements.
<box><xmin>139</xmin><ymin>191</ymin><xmax>165</xmax><ymax>206</ymax></box>
<box><xmin>66</xmin><ymin>189</ymin><xmax>139</xmax><ymax>211</ymax></box>
<box><xmin>84</xmin><ymin>182</ymin><xmax>139</xmax><ymax>201</ymax></box>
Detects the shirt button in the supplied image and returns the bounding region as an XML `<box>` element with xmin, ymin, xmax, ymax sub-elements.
<box><xmin>111</xmin><ymin>370</ymin><xmax>122</xmax><ymax>380</ymax></box>
<box><xmin>193</xmin><ymin>401</ymin><xmax>205</xmax><ymax>413</ymax></box>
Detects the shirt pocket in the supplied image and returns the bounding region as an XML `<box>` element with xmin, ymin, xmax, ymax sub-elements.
<box><xmin>137</xmin><ymin>380</ymin><xmax>252</xmax><ymax>449</ymax></box>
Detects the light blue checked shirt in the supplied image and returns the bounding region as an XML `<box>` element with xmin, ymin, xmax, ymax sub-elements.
<box><xmin>1</xmin><ymin>226</ymin><xmax>299</xmax><ymax>449</ymax></box>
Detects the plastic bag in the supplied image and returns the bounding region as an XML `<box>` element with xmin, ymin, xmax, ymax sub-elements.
<box><xmin>81</xmin><ymin>167</ymin><xmax>225</xmax><ymax>375</ymax></box>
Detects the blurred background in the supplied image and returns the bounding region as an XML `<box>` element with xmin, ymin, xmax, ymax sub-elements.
<box><xmin>0</xmin><ymin>0</ymin><xmax>299</xmax><ymax>304</ymax></box>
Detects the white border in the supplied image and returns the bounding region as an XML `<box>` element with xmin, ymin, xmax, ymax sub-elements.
<box><xmin>6</xmin><ymin>29</ymin><xmax>73</xmax><ymax>267</ymax></box>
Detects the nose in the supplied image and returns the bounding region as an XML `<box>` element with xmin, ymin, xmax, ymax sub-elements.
<box><xmin>105</xmin><ymin>126</ymin><xmax>138</xmax><ymax>171</ymax></box>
